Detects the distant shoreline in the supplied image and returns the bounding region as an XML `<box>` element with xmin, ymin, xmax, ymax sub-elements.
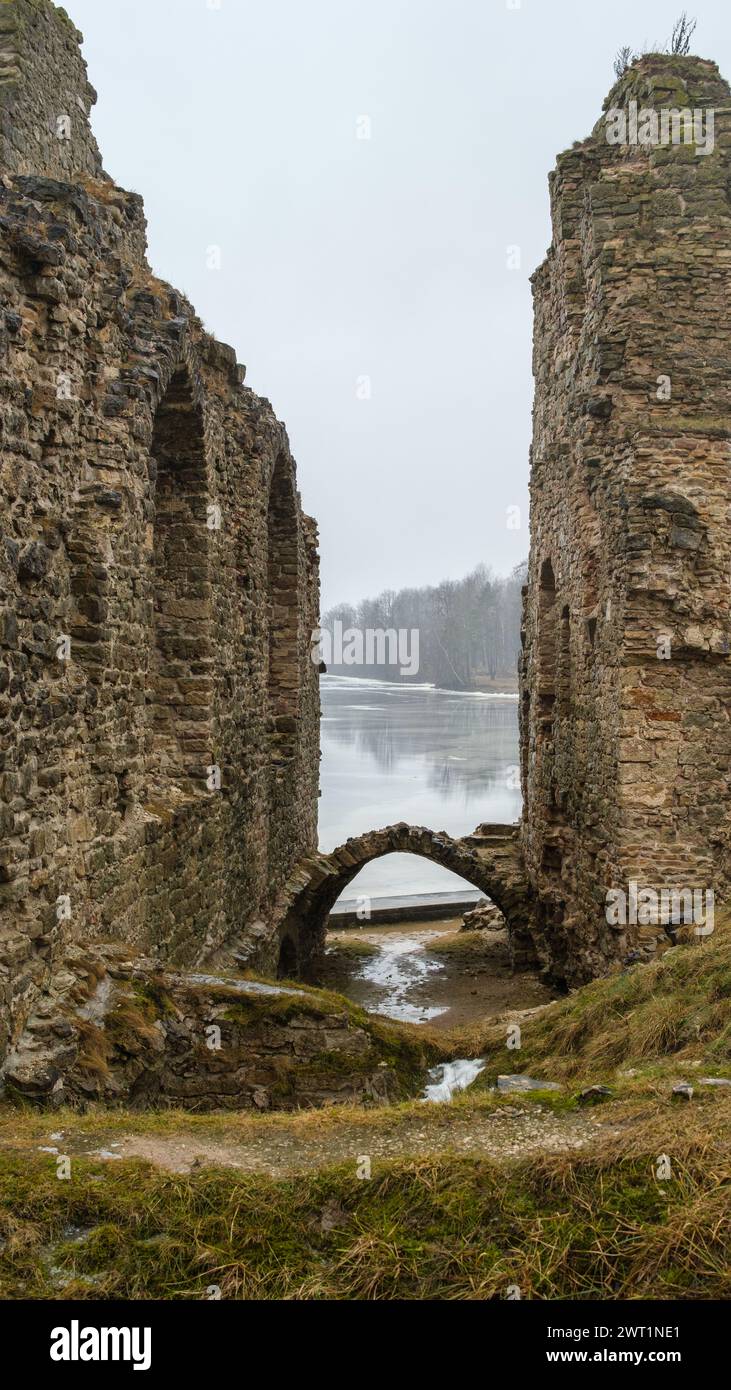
<box><xmin>329</xmin><ymin>889</ymin><xmax>486</xmax><ymax>927</ymax></box>
<box><xmin>321</xmin><ymin>673</ymin><xmax>519</xmax><ymax>696</ymax></box>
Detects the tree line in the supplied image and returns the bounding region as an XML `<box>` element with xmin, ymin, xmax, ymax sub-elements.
<box><xmin>321</xmin><ymin>561</ymin><xmax>527</xmax><ymax>690</ymax></box>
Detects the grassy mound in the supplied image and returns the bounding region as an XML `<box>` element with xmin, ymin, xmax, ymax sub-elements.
<box><xmin>453</xmin><ymin>924</ymin><xmax>731</xmax><ymax>1085</ymax></box>
<box><xmin>1</xmin><ymin>927</ymin><xmax>730</xmax><ymax>1300</ymax></box>
<box><xmin>1</xmin><ymin>1130</ymin><xmax>729</xmax><ymax>1300</ymax></box>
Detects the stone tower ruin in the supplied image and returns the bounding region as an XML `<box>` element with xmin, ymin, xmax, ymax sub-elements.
<box><xmin>520</xmin><ymin>54</ymin><xmax>731</xmax><ymax>985</ymax></box>
<box><xmin>0</xmin><ymin>0</ymin><xmax>320</xmax><ymax>1064</ymax></box>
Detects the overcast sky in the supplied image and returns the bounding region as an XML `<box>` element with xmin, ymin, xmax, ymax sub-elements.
<box><xmin>69</xmin><ymin>0</ymin><xmax>731</xmax><ymax>610</ymax></box>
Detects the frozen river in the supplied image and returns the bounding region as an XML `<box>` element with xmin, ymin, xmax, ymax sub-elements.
<box><xmin>319</xmin><ymin>676</ymin><xmax>522</xmax><ymax>902</ymax></box>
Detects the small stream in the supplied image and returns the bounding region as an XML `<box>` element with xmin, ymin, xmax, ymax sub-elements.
<box><xmin>422</xmin><ymin>1058</ymin><xmax>486</xmax><ymax>1102</ymax></box>
<box><xmin>322</xmin><ymin>921</ymin><xmax>555</xmax><ymax>1031</ymax></box>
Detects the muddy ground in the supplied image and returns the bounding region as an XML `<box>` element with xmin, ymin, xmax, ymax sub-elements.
<box><xmin>318</xmin><ymin>919</ymin><xmax>556</xmax><ymax>1028</ymax></box>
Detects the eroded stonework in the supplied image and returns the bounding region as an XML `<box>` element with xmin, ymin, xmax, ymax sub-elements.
<box><xmin>520</xmin><ymin>54</ymin><xmax>731</xmax><ymax>985</ymax></box>
<box><xmin>0</xmin><ymin>0</ymin><xmax>320</xmax><ymax>1064</ymax></box>
<box><xmin>270</xmin><ymin>822</ymin><xmax>537</xmax><ymax>980</ymax></box>
<box><xmin>2</xmin><ymin>944</ymin><xmax>427</xmax><ymax>1112</ymax></box>
<box><xmin>3</xmin><ymin>9</ymin><xmax>729</xmax><ymax>1099</ymax></box>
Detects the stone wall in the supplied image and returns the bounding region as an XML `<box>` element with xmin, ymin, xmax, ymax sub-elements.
<box><xmin>0</xmin><ymin>1</ymin><xmax>320</xmax><ymax>1064</ymax></box>
<box><xmin>0</xmin><ymin>0</ymin><xmax>104</xmax><ymax>181</ymax></box>
<box><xmin>2</xmin><ymin>943</ymin><xmax>434</xmax><ymax>1111</ymax></box>
<box><xmin>520</xmin><ymin>54</ymin><xmax>731</xmax><ymax>986</ymax></box>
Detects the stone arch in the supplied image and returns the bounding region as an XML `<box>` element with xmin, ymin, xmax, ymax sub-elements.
<box><xmin>147</xmin><ymin>364</ymin><xmax>213</xmax><ymax>796</ymax></box>
<box><xmin>272</xmin><ymin>822</ymin><xmax>537</xmax><ymax>979</ymax></box>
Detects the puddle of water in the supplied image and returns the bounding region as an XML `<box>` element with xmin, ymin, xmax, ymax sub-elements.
<box><xmin>422</xmin><ymin>1058</ymin><xmax>486</xmax><ymax>1103</ymax></box>
<box><xmin>355</xmin><ymin>932</ymin><xmax>449</xmax><ymax>1023</ymax></box>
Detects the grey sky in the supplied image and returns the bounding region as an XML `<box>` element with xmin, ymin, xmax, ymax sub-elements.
<box><xmin>69</xmin><ymin>0</ymin><xmax>731</xmax><ymax>610</ymax></box>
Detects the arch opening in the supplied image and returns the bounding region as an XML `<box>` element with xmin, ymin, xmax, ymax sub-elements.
<box><xmin>277</xmin><ymin>935</ymin><xmax>299</xmax><ymax>981</ymax></box>
<box><xmin>301</xmin><ymin>844</ymin><xmax>549</xmax><ymax>1026</ymax></box>
<box><xmin>267</xmin><ymin>455</ymin><xmax>300</xmax><ymax>768</ymax></box>
<box><xmin>537</xmin><ymin>558</ymin><xmax>557</xmax><ymax>735</ymax></box>
<box><xmin>148</xmin><ymin>368</ymin><xmax>213</xmax><ymax>796</ymax></box>
<box><xmin>329</xmin><ymin>852</ymin><xmax>491</xmax><ymax>923</ymax></box>
<box><xmin>277</xmin><ymin>825</ymin><xmax>539</xmax><ymax>989</ymax></box>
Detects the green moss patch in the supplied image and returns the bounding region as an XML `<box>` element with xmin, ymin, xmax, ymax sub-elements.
<box><xmin>1</xmin><ymin>1142</ymin><xmax>728</xmax><ymax>1300</ymax></box>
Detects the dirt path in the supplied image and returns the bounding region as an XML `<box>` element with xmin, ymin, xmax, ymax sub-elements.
<box><xmin>120</xmin><ymin>1108</ymin><xmax>601</xmax><ymax>1175</ymax></box>
<box><xmin>10</xmin><ymin>1102</ymin><xmax>606</xmax><ymax>1179</ymax></box>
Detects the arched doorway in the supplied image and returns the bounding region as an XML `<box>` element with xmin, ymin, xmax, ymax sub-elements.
<box><xmin>266</xmin><ymin>454</ymin><xmax>301</xmax><ymax>873</ymax></box>
<box><xmin>148</xmin><ymin>367</ymin><xmax>213</xmax><ymax>797</ymax></box>
<box><xmin>267</xmin><ymin>454</ymin><xmax>300</xmax><ymax>767</ymax></box>
<box><xmin>537</xmin><ymin>557</ymin><xmax>557</xmax><ymax>741</ymax></box>
<box><xmin>276</xmin><ymin>822</ymin><xmax>538</xmax><ymax>982</ymax></box>
<box><xmin>312</xmin><ymin>846</ymin><xmax>549</xmax><ymax>1026</ymax></box>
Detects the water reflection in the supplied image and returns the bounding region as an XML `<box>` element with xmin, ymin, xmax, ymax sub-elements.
<box><xmin>323</xmin><ymin>683</ymin><xmax>517</xmax><ymax>796</ymax></box>
<box><xmin>319</xmin><ymin>676</ymin><xmax>522</xmax><ymax>898</ymax></box>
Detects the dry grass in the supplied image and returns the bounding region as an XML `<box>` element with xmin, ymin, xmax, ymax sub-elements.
<box><xmin>1</xmin><ymin>918</ymin><xmax>730</xmax><ymax>1299</ymax></box>
<box><xmin>1</xmin><ymin>1116</ymin><xmax>729</xmax><ymax>1300</ymax></box>
<box><xmin>444</xmin><ymin>923</ymin><xmax>731</xmax><ymax>1083</ymax></box>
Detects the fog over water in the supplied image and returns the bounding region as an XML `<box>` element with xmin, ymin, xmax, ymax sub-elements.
<box><xmin>319</xmin><ymin>677</ymin><xmax>521</xmax><ymax>899</ymax></box>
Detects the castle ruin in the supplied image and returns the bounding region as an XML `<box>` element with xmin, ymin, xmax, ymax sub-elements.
<box><xmin>1</xmin><ymin>4</ymin><xmax>730</xmax><ymax>1093</ymax></box>
<box><xmin>0</xmin><ymin>0</ymin><xmax>320</xmax><ymax>1066</ymax></box>
<box><xmin>520</xmin><ymin>53</ymin><xmax>731</xmax><ymax>983</ymax></box>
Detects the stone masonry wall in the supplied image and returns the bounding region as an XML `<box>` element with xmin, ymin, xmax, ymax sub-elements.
<box><xmin>520</xmin><ymin>55</ymin><xmax>731</xmax><ymax>986</ymax></box>
<box><xmin>0</xmin><ymin>0</ymin><xmax>320</xmax><ymax>1064</ymax></box>
<box><xmin>0</xmin><ymin>0</ymin><xmax>104</xmax><ymax>182</ymax></box>
<box><xmin>3</xmin><ymin>944</ymin><xmax>416</xmax><ymax>1112</ymax></box>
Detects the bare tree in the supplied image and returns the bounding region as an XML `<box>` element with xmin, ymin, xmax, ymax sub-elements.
<box><xmin>613</xmin><ymin>45</ymin><xmax>636</xmax><ymax>80</ymax></box>
<box><xmin>322</xmin><ymin>563</ymin><xmax>527</xmax><ymax>689</ymax></box>
<box><xmin>670</xmin><ymin>12</ymin><xmax>697</xmax><ymax>56</ymax></box>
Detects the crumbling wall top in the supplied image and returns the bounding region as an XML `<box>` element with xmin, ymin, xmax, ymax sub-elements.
<box><xmin>0</xmin><ymin>0</ymin><xmax>105</xmax><ymax>180</ymax></box>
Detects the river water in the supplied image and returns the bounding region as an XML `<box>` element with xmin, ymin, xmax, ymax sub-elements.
<box><xmin>319</xmin><ymin>675</ymin><xmax>521</xmax><ymax>903</ymax></box>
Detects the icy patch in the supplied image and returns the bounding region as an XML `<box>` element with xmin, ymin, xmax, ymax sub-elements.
<box><xmin>166</xmin><ymin>972</ymin><xmax>305</xmax><ymax>998</ymax></box>
<box><xmin>356</xmin><ymin>933</ymin><xmax>448</xmax><ymax>1024</ymax></box>
<box><xmin>77</xmin><ymin>975</ymin><xmax>113</xmax><ymax>1022</ymax></box>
